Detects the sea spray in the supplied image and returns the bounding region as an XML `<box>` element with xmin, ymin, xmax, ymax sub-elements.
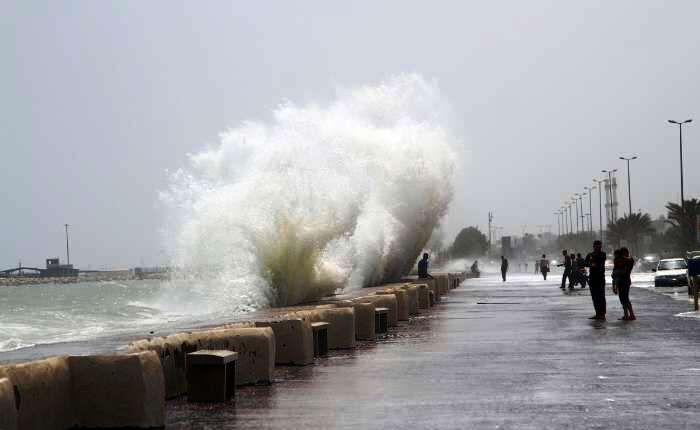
<box><xmin>160</xmin><ymin>74</ymin><xmax>457</xmax><ymax>309</ymax></box>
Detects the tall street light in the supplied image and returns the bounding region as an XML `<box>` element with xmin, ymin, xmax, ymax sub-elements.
<box><xmin>584</xmin><ymin>186</ymin><xmax>594</xmax><ymax>232</ymax></box>
<box><xmin>568</xmin><ymin>202</ymin><xmax>574</xmax><ymax>235</ymax></box>
<box><xmin>593</xmin><ymin>179</ymin><xmax>604</xmax><ymax>241</ymax></box>
<box><xmin>579</xmin><ymin>195</ymin><xmax>586</xmax><ymax>233</ymax></box>
<box><xmin>562</xmin><ymin>206</ymin><xmax>568</xmax><ymax>235</ymax></box>
<box><xmin>65</xmin><ymin>224</ymin><xmax>70</xmax><ymax>265</ymax></box>
<box><xmin>572</xmin><ymin>197</ymin><xmax>580</xmax><ymax>234</ymax></box>
<box><xmin>619</xmin><ymin>155</ymin><xmax>638</xmax><ymax>216</ymax></box>
<box><xmin>668</xmin><ymin>119</ymin><xmax>692</xmax><ymax>214</ymax></box>
<box><xmin>601</xmin><ymin>169</ymin><xmax>618</xmax><ymax>223</ymax></box>
<box><xmin>554</xmin><ymin>211</ymin><xmax>561</xmax><ymax>238</ymax></box>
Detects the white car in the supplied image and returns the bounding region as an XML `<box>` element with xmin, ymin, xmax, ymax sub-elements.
<box><xmin>654</xmin><ymin>258</ymin><xmax>688</xmax><ymax>287</ymax></box>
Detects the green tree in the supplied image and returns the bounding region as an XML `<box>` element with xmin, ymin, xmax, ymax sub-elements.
<box><xmin>606</xmin><ymin>213</ymin><xmax>655</xmax><ymax>252</ymax></box>
<box><xmin>665</xmin><ymin>198</ymin><xmax>700</xmax><ymax>253</ymax></box>
<box><xmin>450</xmin><ymin>226</ymin><xmax>488</xmax><ymax>258</ymax></box>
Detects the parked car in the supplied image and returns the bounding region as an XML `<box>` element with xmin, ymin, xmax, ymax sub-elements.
<box><xmin>654</xmin><ymin>258</ymin><xmax>688</xmax><ymax>287</ymax></box>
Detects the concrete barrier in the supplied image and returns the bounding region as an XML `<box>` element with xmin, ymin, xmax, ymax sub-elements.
<box><xmin>354</xmin><ymin>295</ymin><xmax>398</xmax><ymax>327</ymax></box>
<box><xmin>128</xmin><ymin>327</ymin><xmax>275</xmax><ymax>398</ymax></box>
<box><xmin>377</xmin><ymin>289</ymin><xmax>409</xmax><ymax>321</ymax></box>
<box><xmin>0</xmin><ymin>378</ymin><xmax>17</xmax><ymax>430</ymax></box>
<box><xmin>399</xmin><ymin>284</ymin><xmax>419</xmax><ymax>315</ymax></box>
<box><xmin>292</xmin><ymin>307</ymin><xmax>357</xmax><ymax>349</ymax></box>
<box><xmin>0</xmin><ymin>356</ymin><xmax>74</xmax><ymax>430</ymax></box>
<box><xmin>190</xmin><ymin>327</ymin><xmax>275</xmax><ymax>385</ymax></box>
<box><xmin>415</xmin><ymin>284</ymin><xmax>431</xmax><ymax>310</ymax></box>
<box><xmin>68</xmin><ymin>351</ymin><xmax>165</xmax><ymax>428</ymax></box>
<box><xmin>127</xmin><ymin>332</ymin><xmax>194</xmax><ymax>399</ymax></box>
<box><xmin>255</xmin><ymin>319</ymin><xmax>314</xmax><ymax>365</ymax></box>
<box><xmin>414</xmin><ymin>278</ymin><xmax>439</xmax><ymax>302</ymax></box>
<box><xmin>435</xmin><ymin>274</ymin><xmax>449</xmax><ymax>296</ymax></box>
<box><xmin>334</xmin><ymin>301</ymin><xmax>376</xmax><ymax>340</ymax></box>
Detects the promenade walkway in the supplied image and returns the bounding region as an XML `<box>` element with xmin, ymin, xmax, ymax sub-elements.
<box><xmin>167</xmin><ymin>273</ymin><xmax>700</xmax><ymax>429</ymax></box>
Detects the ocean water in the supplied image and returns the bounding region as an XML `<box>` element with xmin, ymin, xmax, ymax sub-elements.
<box><xmin>0</xmin><ymin>280</ymin><xmax>235</xmax><ymax>355</ymax></box>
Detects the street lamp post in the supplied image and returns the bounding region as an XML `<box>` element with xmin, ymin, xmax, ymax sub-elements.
<box><xmin>554</xmin><ymin>211</ymin><xmax>561</xmax><ymax>238</ymax></box>
<box><xmin>578</xmin><ymin>193</ymin><xmax>586</xmax><ymax>233</ymax></box>
<box><xmin>65</xmin><ymin>224</ymin><xmax>70</xmax><ymax>265</ymax></box>
<box><xmin>668</xmin><ymin>119</ymin><xmax>692</xmax><ymax>214</ymax></box>
<box><xmin>562</xmin><ymin>207</ymin><xmax>568</xmax><ymax>235</ymax></box>
<box><xmin>593</xmin><ymin>179</ymin><xmax>603</xmax><ymax>241</ymax></box>
<box><xmin>619</xmin><ymin>156</ymin><xmax>638</xmax><ymax>216</ymax></box>
<box><xmin>585</xmin><ymin>186</ymin><xmax>595</xmax><ymax>233</ymax></box>
<box><xmin>568</xmin><ymin>203</ymin><xmax>573</xmax><ymax>235</ymax></box>
<box><xmin>601</xmin><ymin>169</ymin><xmax>618</xmax><ymax>224</ymax></box>
<box><xmin>572</xmin><ymin>197</ymin><xmax>580</xmax><ymax>234</ymax></box>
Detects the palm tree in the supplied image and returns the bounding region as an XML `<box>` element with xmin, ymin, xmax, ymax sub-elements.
<box><xmin>665</xmin><ymin>199</ymin><xmax>700</xmax><ymax>253</ymax></box>
<box><xmin>607</xmin><ymin>213</ymin><xmax>655</xmax><ymax>253</ymax></box>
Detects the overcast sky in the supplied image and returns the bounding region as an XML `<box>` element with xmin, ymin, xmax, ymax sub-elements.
<box><xmin>2</xmin><ymin>1</ymin><xmax>699</xmax><ymax>268</ymax></box>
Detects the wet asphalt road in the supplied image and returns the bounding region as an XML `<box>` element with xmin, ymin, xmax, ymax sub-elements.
<box><xmin>167</xmin><ymin>273</ymin><xmax>700</xmax><ymax>429</ymax></box>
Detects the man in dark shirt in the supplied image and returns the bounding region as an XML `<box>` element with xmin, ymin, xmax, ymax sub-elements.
<box><xmin>557</xmin><ymin>250</ymin><xmax>571</xmax><ymax>289</ymax></box>
<box><xmin>500</xmin><ymin>256</ymin><xmax>509</xmax><ymax>282</ymax></box>
<box><xmin>418</xmin><ymin>253</ymin><xmax>433</xmax><ymax>279</ymax></box>
<box><xmin>585</xmin><ymin>240</ymin><xmax>607</xmax><ymax>320</ymax></box>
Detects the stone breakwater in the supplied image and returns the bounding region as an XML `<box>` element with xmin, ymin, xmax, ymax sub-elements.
<box><xmin>0</xmin><ymin>271</ymin><xmax>168</xmax><ymax>287</ymax></box>
<box><xmin>0</xmin><ymin>271</ymin><xmax>477</xmax><ymax>430</ymax></box>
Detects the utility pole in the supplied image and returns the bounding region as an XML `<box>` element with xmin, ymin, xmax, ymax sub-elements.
<box><xmin>619</xmin><ymin>156</ymin><xmax>638</xmax><ymax>216</ymax></box>
<box><xmin>668</xmin><ymin>119</ymin><xmax>692</xmax><ymax>215</ymax></box>
<box><xmin>572</xmin><ymin>197</ymin><xmax>580</xmax><ymax>234</ymax></box>
<box><xmin>65</xmin><ymin>224</ymin><xmax>70</xmax><ymax>265</ymax></box>
<box><xmin>568</xmin><ymin>203</ymin><xmax>573</xmax><ymax>236</ymax></box>
<box><xmin>488</xmin><ymin>212</ymin><xmax>493</xmax><ymax>256</ymax></box>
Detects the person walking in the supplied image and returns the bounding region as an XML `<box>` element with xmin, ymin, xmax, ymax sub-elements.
<box><xmin>570</xmin><ymin>253</ymin><xmax>579</xmax><ymax>289</ymax></box>
<box><xmin>585</xmin><ymin>240</ymin><xmax>607</xmax><ymax>320</ymax></box>
<box><xmin>501</xmin><ymin>256</ymin><xmax>509</xmax><ymax>282</ymax></box>
<box><xmin>534</xmin><ymin>260</ymin><xmax>539</xmax><ymax>274</ymax></box>
<box><xmin>539</xmin><ymin>254</ymin><xmax>550</xmax><ymax>280</ymax></box>
<box><xmin>616</xmin><ymin>247</ymin><xmax>636</xmax><ymax>321</ymax></box>
<box><xmin>557</xmin><ymin>250</ymin><xmax>571</xmax><ymax>289</ymax></box>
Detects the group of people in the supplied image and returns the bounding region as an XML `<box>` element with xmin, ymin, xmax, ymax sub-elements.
<box><xmin>557</xmin><ymin>250</ymin><xmax>589</xmax><ymax>289</ymax></box>
<box><xmin>558</xmin><ymin>240</ymin><xmax>636</xmax><ymax>321</ymax></box>
<box><xmin>420</xmin><ymin>240</ymin><xmax>636</xmax><ymax>321</ymax></box>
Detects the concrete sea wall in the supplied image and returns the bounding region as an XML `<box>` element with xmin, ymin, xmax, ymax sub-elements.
<box><xmin>0</xmin><ymin>271</ymin><xmax>471</xmax><ymax>429</ymax></box>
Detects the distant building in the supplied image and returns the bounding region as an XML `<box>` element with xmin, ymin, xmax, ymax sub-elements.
<box><xmin>44</xmin><ymin>258</ymin><xmax>79</xmax><ymax>277</ymax></box>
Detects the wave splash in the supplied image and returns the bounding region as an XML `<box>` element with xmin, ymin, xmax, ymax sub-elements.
<box><xmin>161</xmin><ymin>74</ymin><xmax>457</xmax><ymax>309</ymax></box>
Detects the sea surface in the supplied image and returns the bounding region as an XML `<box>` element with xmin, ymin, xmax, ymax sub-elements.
<box><xmin>0</xmin><ymin>279</ymin><xmax>245</xmax><ymax>362</ymax></box>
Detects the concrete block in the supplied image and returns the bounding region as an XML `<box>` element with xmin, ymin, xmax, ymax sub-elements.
<box><xmin>0</xmin><ymin>378</ymin><xmax>17</xmax><ymax>430</ymax></box>
<box><xmin>0</xmin><ymin>356</ymin><xmax>74</xmax><ymax>430</ymax></box>
<box><xmin>68</xmin><ymin>351</ymin><xmax>165</xmax><ymax>429</ymax></box>
<box><xmin>311</xmin><ymin>322</ymin><xmax>329</xmax><ymax>357</ymax></box>
<box><xmin>415</xmin><ymin>284</ymin><xmax>431</xmax><ymax>310</ymax></box>
<box><xmin>400</xmin><ymin>284</ymin><xmax>419</xmax><ymax>315</ymax></box>
<box><xmin>355</xmin><ymin>295</ymin><xmax>398</xmax><ymax>327</ymax></box>
<box><xmin>435</xmin><ymin>274</ymin><xmax>449</xmax><ymax>296</ymax></box>
<box><xmin>378</xmin><ymin>289</ymin><xmax>409</xmax><ymax>321</ymax></box>
<box><xmin>129</xmin><ymin>327</ymin><xmax>275</xmax><ymax>396</ymax></box>
<box><xmin>191</xmin><ymin>327</ymin><xmax>275</xmax><ymax>385</ymax></box>
<box><xmin>186</xmin><ymin>350</ymin><xmax>237</xmax><ymax>403</ymax></box>
<box><xmin>374</xmin><ymin>307</ymin><xmax>389</xmax><ymax>334</ymax></box>
<box><xmin>255</xmin><ymin>319</ymin><xmax>314</xmax><ymax>365</ymax></box>
<box><xmin>127</xmin><ymin>332</ymin><xmax>194</xmax><ymax>398</ymax></box>
<box><xmin>335</xmin><ymin>301</ymin><xmax>376</xmax><ymax>340</ymax></box>
<box><xmin>294</xmin><ymin>307</ymin><xmax>356</xmax><ymax>349</ymax></box>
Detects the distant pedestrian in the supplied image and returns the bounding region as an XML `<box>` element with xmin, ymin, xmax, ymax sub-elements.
<box><xmin>501</xmin><ymin>256</ymin><xmax>509</xmax><ymax>282</ymax></box>
<box><xmin>417</xmin><ymin>253</ymin><xmax>434</xmax><ymax>279</ymax></box>
<box><xmin>534</xmin><ymin>260</ymin><xmax>540</xmax><ymax>274</ymax></box>
<box><xmin>539</xmin><ymin>254</ymin><xmax>550</xmax><ymax>280</ymax></box>
<box><xmin>615</xmin><ymin>247</ymin><xmax>636</xmax><ymax>321</ymax></box>
<box><xmin>585</xmin><ymin>240</ymin><xmax>607</xmax><ymax>320</ymax></box>
<box><xmin>570</xmin><ymin>253</ymin><xmax>579</xmax><ymax>289</ymax></box>
<box><xmin>557</xmin><ymin>250</ymin><xmax>571</xmax><ymax>289</ymax></box>
<box><xmin>470</xmin><ymin>260</ymin><xmax>480</xmax><ymax>275</ymax></box>
<box><xmin>576</xmin><ymin>253</ymin><xmax>587</xmax><ymax>288</ymax></box>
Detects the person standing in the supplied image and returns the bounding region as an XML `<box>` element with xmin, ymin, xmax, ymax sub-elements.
<box><xmin>534</xmin><ymin>260</ymin><xmax>540</xmax><ymax>274</ymax></box>
<box><xmin>576</xmin><ymin>253</ymin><xmax>587</xmax><ymax>289</ymax></box>
<box><xmin>539</xmin><ymin>254</ymin><xmax>550</xmax><ymax>280</ymax></box>
<box><xmin>501</xmin><ymin>256</ymin><xmax>509</xmax><ymax>282</ymax></box>
<box><xmin>557</xmin><ymin>250</ymin><xmax>571</xmax><ymax>289</ymax></box>
<box><xmin>616</xmin><ymin>247</ymin><xmax>636</xmax><ymax>321</ymax></box>
<box><xmin>585</xmin><ymin>240</ymin><xmax>607</xmax><ymax>320</ymax></box>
